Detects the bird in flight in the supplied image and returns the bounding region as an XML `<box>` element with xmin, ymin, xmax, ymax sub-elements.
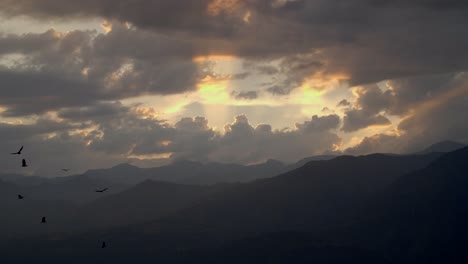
<box><xmin>41</xmin><ymin>217</ymin><xmax>47</xmax><ymax>224</ymax></box>
<box><xmin>101</xmin><ymin>241</ymin><xmax>107</xmax><ymax>249</ymax></box>
<box><xmin>11</xmin><ymin>146</ymin><xmax>23</xmax><ymax>155</ymax></box>
<box><xmin>18</xmin><ymin>194</ymin><xmax>24</xmax><ymax>200</ymax></box>
<box><xmin>62</xmin><ymin>169</ymin><xmax>71</xmax><ymax>172</ymax></box>
<box><xmin>95</xmin><ymin>188</ymin><xmax>109</xmax><ymax>193</ymax></box>
<box><xmin>22</xmin><ymin>159</ymin><xmax>28</xmax><ymax>167</ymax></box>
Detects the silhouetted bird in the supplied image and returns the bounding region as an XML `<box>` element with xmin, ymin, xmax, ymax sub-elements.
<box><xmin>18</xmin><ymin>194</ymin><xmax>24</xmax><ymax>200</ymax></box>
<box><xmin>22</xmin><ymin>159</ymin><xmax>28</xmax><ymax>167</ymax></box>
<box><xmin>62</xmin><ymin>169</ymin><xmax>70</xmax><ymax>172</ymax></box>
<box><xmin>95</xmin><ymin>188</ymin><xmax>109</xmax><ymax>193</ymax></box>
<box><xmin>101</xmin><ymin>241</ymin><xmax>107</xmax><ymax>248</ymax></box>
<box><xmin>41</xmin><ymin>217</ymin><xmax>46</xmax><ymax>223</ymax></box>
<box><xmin>11</xmin><ymin>146</ymin><xmax>23</xmax><ymax>155</ymax></box>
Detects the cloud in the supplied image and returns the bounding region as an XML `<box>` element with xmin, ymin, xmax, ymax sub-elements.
<box><xmin>344</xmin><ymin>133</ymin><xmax>400</xmax><ymax>155</ymax></box>
<box><xmin>209</xmin><ymin>114</ymin><xmax>341</xmax><ymax>163</ymax></box>
<box><xmin>0</xmin><ymin>104</ymin><xmax>343</xmax><ymax>175</ymax></box>
<box><xmin>2</xmin><ymin>0</ymin><xmax>468</xmax><ymax>90</ymax></box>
<box><xmin>340</xmin><ymin>85</ymin><xmax>392</xmax><ymax>132</ymax></box>
<box><xmin>234</xmin><ymin>91</ymin><xmax>258</xmax><ymax>100</ymax></box>
<box><xmin>1</xmin><ymin>0</ymin><xmax>468</xmax><ymax>169</ymax></box>
<box><xmin>340</xmin><ymin>74</ymin><xmax>461</xmax><ymax>132</ymax></box>
<box><xmin>0</xmin><ymin>24</ymin><xmax>211</xmax><ymax>116</ymax></box>
<box><xmin>345</xmin><ymin>72</ymin><xmax>468</xmax><ymax>154</ymax></box>
<box><xmin>342</xmin><ymin>109</ymin><xmax>390</xmax><ymax>132</ymax></box>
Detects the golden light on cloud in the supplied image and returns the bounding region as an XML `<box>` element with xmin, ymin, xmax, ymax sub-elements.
<box><xmin>207</xmin><ymin>0</ymin><xmax>245</xmax><ymax>16</ymax></box>
<box><xmin>134</xmin><ymin>106</ymin><xmax>161</xmax><ymax>119</ymax></box>
<box><xmin>192</xmin><ymin>55</ymin><xmax>236</xmax><ymax>63</ymax></box>
<box><xmin>293</xmin><ymin>73</ymin><xmax>349</xmax><ymax>105</ymax></box>
<box><xmin>128</xmin><ymin>153</ymin><xmax>172</xmax><ymax>160</ymax></box>
<box><xmin>101</xmin><ymin>21</ymin><xmax>113</xmax><ymax>33</ymax></box>
<box><xmin>81</xmin><ymin>67</ymin><xmax>90</xmax><ymax>77</ymax></box>
<box><xmin>197</xmin><ymin>76</ymin><xmax>230</xmax><ymax>104</ymax></box>
<box><xmin>243</xmin><ymin>10</ymin><xmax>252</xmax><ymax>23</ymax></box>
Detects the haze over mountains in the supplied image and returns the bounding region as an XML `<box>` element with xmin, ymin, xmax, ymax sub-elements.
<box><xmin>1</xmin><ymin>141</ymin><xmax>468</xmax><ymax>263</ymax></box>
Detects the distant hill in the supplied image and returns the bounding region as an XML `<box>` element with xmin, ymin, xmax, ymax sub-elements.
<box><xmin>2</xmin><ymin>232</ymin><xmax>388</xmax><ymax>264</ymax></box>
<box><xmin>29</xmin><ymin>175</ymin><xmax>130</xmax><ymax>204</ymax></box>
<box><xmin>69</xmin><ymin>180</ymin><xmax>233</xmax><ymax>232</ymax></box>
<box><xmin>83</xmin><ymin>159</ymin><xmax>285</xmax><ymax>185</ymax></box>
<box><xmin>281</xmin><ymin>155</ymin><xmax>337</xmax><ymax>172</ymax></box>
<box><xmin>141</xmin><ymin>152</ymin><xmax>444</xmax><ymax>239</ymax></box>
<box><xmin>0</xmin><ymin>174</ymin><xmax>50</xmax><ymax>186</ymax></box>
<box><xmin>3</xmin><ymin>148</ymin><xmax>468</xmax><ymax>263</ymax></box>
<box><xmin>189</xmin><ymin>232</ymin><xmax>388</xmax><ymax>264</ymax></box>
<box><xmin>343</xmin><ymin>146</ymin><xmax>468</xmax><ymax>263</ymax></box>
<box><xmin>417</xmin><ymin>140</ymin><xmax>466</xmax><ymax>154</ymax></box>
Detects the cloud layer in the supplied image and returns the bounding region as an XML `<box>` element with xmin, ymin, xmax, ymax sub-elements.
<box><xmin>0</xmin><ymin>0</ymin><xmax>467</xmax><ymax>174</ymax></box>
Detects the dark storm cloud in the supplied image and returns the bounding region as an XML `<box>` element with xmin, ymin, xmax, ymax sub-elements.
<box><xmin>1</xmin><ymin>0</ymin><xmax>468</xmax><ymax>167</ymax></box>
<box><xmin>341</xmin><ymin>85</ymin><xmax>392</xmax><ymax>132</ymax></box>
<box><xmin>0</xmin><ymin>30</ymin><xmax>61</xmax><ymax>54</ymax></box>
<box><xmin>0</xmin><ymin>118</ymin><xmax>79</xmax><ymax>141</ymax></box>
<box><xmin>0</xmin><ymin>25</ymin><xmax>207</xmax><ymax>116</ymax></box>
<box><xmin>337</xmin><ymin>99</ymin><xmax>351</xmax><ymax>108</ymax></box>
<box><xmin>2</xmin><ymin>0</ymin><xmax>468</xmax><ymax>88</ymax></box>
<box><xmin>58</xmin><ymin>102</ymin><xmax>129</xmax><ymax>122</ymax></box>
<box><xmin>342</xmin><ymin>109</ymin><xmax>391</xmax><ymax>132</ymax></box>
<box><xmin>0</xmin><ymin>70</ymin><xmax>101</xmax><ymax>116</ymax></box>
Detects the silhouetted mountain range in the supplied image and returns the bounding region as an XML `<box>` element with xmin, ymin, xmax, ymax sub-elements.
<box><xmin>82</xmin><ymin>159</ymin><xmax>286</xmax><ymax>185</ymax></box>
<box><xmin>417</xmin><ymin>140</ymin><xmax>466</xmax><ymax>154</ymax></box>
<box><xmin>69</xmin><ymin>180</ymin><xmax>234</xmax><ymax>232</ymax></box>
<box><xmin>141</xmin><ymin>152</ymin><xmax>444</xmax><ymax>240</ymax></box>
<box><xmin>3</xmin><ymin>142</ymin><xmax>468</xmax><ymax>263</ymax></box>
<box><xmin>339</xmin><ymin>146</ymin><xmax>468</xmax><ymax>263</ymax></box>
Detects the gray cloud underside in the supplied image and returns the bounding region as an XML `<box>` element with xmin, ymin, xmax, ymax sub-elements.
<box><xmin>0</xmin><ymin>0</ymin><xmax>467</xmax><ymax>97</ymax></box>
<box><xmin>0</xmin><ymin>0</ymin><xmax>467</xmax><ymax>173</ymax></box>
<box><xmin>346</xmin><ymin>72</ymin><xmax>468</xmax><ymax>154</ymax></box>
<box><xmin>0</xmin><ymin>101</ymin><xmax>341</xmax><ymax>175</ymax></box>
<box><xmin>0</xmin><ymin>25</ymin><xmax>207</xmax><ymax>116</ymax></box>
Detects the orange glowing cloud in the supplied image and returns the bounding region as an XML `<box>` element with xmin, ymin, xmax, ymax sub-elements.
<box><xmin>207</xmin><ymin>0</ymin><xmax>246</xmax><ymax>16</ymax></box>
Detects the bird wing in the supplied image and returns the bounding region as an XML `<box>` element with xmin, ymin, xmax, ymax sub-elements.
<box><xmin>19</xmin><ymin>146</ymin><xmax>23</xmax><ymax>153</ymax></box>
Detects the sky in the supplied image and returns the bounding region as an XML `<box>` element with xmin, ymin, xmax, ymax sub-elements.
<box><xmin>0</xmin><ymin>0</ymin><xmax>468</xmax><ymax>176</ymax></box>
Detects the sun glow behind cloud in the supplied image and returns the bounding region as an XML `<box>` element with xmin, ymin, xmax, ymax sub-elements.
<box><xmin>0</xmin><ymin>14</ymin><xmax>401</xmax><ymax>153</ymax></box>
<box><xmin>122</xmin><ymin>54</ymin><xmax>365</xmax><ymax>140</ymax></box>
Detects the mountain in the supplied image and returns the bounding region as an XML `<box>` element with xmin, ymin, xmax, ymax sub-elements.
<box><xmin>341</xmin><ymin>147</ymin><xmax>468</xmax><ymax>263</ymax></box>
<box><xmin>23</xmin><ymin>175</ymin><xmax>130</xmax><ymax>204</ymax></box>
<box><xmin>2</xmin><ymin>152</ymin><xmax>442</xmax><ymax>263</ymax></box>
<box><xmin>2</xmin><ymin>232</ymin><xmax>389</xmax><ymax>264</ymax></box>
<box><xmin>187</xmin><ymin>232</ymin><xmax>389</xmax><ymax>264</ymax></box>
<box><xmin>0</xmin><ymin>174</ymin><xmax>50</xmax><ymax>186</ymax></box>
<box><xmin>417</xmin><ymin>140</ymin><xmax>466</xmax><ymax>154</ymax></box>
<box><xmin>3</xmin><ymin>149</ymin><xmax>467</xmax><ymax>263</ymax></box>
<box><xmin>68</xmin><ymin>180</ymin><xmax>233</xmax><ymax>232</ymax></box>
<box><xmin>281</xmin><ymin>155</ymin><xmax>337</xmax><ymax>172</ymax></box>
<box><xmin>0</xmin><ymin>179</ymin><xmax>21</xmax><ymax>204</ymax></box>
<box><xmin>140</xmin><ymin>152</ymin><xmax>444</xmax><ymax>240</ymax></box>
<box><xmin>84</xmin><ymin>159</ymin><xmax>285</xmax><ymax>185</ymax></box>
